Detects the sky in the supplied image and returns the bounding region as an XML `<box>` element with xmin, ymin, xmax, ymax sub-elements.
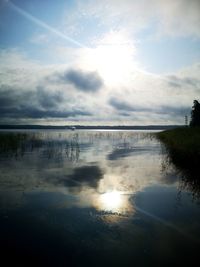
<box><xmin>0</xmin><ymin>0</ymin><xmax>200</xmax><ymax>125</ymax></box>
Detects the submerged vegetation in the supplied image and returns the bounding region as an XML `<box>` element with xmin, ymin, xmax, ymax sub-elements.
<box><xmin>0</xmin><ymin>132</ymin><xmax>80</xmax><ymax>161</ymax></box>
<box><xmin>0</xmin><ymin>133</ymin><xmax>28</xmax><ymax>156</ymax></box>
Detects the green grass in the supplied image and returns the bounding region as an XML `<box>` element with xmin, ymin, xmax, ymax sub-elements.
<box><xmin>157</xmin><ymin>127</ymin><xmax>200</xmax><ymax>169</ymax></box>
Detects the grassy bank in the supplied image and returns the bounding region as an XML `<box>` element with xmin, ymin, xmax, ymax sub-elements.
<box><xmin>157</xmin><ymin>127</ymin><xmax>200</xmax><ymax>170</ymax></box>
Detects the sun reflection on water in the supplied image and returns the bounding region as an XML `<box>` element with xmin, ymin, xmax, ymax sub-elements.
<box><xmin>100</xmin><ymin>191</ymin><xmax>122</xmax><ymax>210</ymax></box>
<box><xmin>98</xmin><ymin>190</ymin><xmax>131</xmax><ymax>214</ymax></box>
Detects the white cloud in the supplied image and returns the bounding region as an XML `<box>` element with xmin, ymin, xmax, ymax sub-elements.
<box><xmin>63</xmin><ymin>0</ymin><xmax>200</xmax><ymax>38</ymax></box>
<box><xmin>155</xmin><ymin>0</ymin><xmax>200</xmax><ymax>38</ymax></box>
<box><xmin>0</xmin><ymin>47</ymin><xmax>199</xmax><ymax>125</ymax></box>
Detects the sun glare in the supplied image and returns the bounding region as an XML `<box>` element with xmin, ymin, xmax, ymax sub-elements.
<box><xmin>85</xmin><ymin>32</ymin><xmax>135</xmax><ymax>85</ymax></box>
<box><xmin>100</xmin><ymin>191</ymin><xmax>123</xmax><ymax>212</ymax></box>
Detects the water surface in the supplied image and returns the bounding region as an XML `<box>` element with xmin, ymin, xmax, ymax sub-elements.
<box><xmin>0</xmin><ymin>130</ymin><xmax>199</xmax><ymax>266</ymax></box>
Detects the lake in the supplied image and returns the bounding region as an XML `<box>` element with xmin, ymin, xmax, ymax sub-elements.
<box><xmin>0</xmin><ymin>130</ymin><xmax>199</xmax><ymax>266</ymax></box>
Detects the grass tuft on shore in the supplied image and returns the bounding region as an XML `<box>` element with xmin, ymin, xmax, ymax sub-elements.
<box><xmin>157</xmin><ymin>127</ymin><xmax>200</xmax><ymax>169</ymax></box>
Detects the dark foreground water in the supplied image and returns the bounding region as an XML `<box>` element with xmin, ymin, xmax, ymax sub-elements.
<box><xmin>0</xmin><ymin>130</ymin><xmax>199</xmax><ymax>266</ymax></box>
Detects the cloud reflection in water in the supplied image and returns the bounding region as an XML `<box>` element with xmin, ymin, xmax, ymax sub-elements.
<box><xmin>0</xmin><ymin>131</ymin><xmax>200</xmax><ymax>266</ymax></box>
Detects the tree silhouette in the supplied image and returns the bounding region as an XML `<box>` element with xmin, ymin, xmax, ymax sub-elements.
<box><xmin>190</xmin><ymin>100</ymin><xmax>200</xmax><ymax>127</ymax></box>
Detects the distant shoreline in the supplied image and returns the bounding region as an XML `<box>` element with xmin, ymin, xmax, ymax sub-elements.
<box><xmin>0</xmin><ymin>125</ymin><xmax>183</xmax><ymax>130</ymax></box>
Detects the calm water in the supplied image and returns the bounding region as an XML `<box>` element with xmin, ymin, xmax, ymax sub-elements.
<box><xmin>0</xmin><ymin>130</ymin><xmax>199</xmax><ymax>266</ymax></box>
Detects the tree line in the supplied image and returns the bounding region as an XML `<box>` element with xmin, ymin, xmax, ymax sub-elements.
<box><xmin>190</xmin><ymin>100</ymin><xmax>200</xmax><ymax>127</ymax></box>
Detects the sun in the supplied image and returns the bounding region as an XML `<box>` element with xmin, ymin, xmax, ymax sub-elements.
<box><xmin>94</xmin><ymin>45</ymin><xmax>132</xmax><ymax>84</ymax></box>
<box><xmin>83</xmin><ymin>32</ymin><xmax>136</xmax><ymax>85</ymax></box>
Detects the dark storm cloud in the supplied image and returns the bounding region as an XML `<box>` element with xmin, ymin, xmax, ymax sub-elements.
<box><xmin>0</xmin><ymin>85</ymin><xmax>58</xmax><ymax>111</ymax></box>
<box><xmin>0</xmin><ymin>85</ymin><xmax>34</xmax><ymax>108</ymax></box>
<box><xmin>37</xmin><ymin>86</ymin><xmax>63</xmax><ymax>108</ymax></box>
<box><xmin>0</xmin><ymin>106</ymin><xmax>91</xmax><ymax>119</ymax></box>
<box><xmin>58</xmin><ymin>69</ymin><xmax>103</xmax><ymax>92</ymax></box>
<box><xmin>0</xmin><ymin>85</ymin><xmax>91</xmax><ymax>120</ymax></box>
<box><xmin>0</xmin><ymin>87</ymin><xmax>17</xmax><ymax>107</ymax></box>
<box><xmin>167</xmin><ymin>75</ymin><xmax>200</xmax><ymax>88</ymax></box>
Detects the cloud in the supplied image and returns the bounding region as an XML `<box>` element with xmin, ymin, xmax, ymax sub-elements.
<box><xmin>167</xmin><ymin>75</ymin><xmax>200</xmax><ymax>89</ymax></box>
<box><xmin>109</xmin><ymin>98</ymin><xmax>136</xmax><ymax>112</ymax></box>
<box><xmin>37</xmin><ymin>86</ymin><xmax>63</xmax><ymax>109</ymax></box>
<box><xmin>155</xmin><ymin>0</ymin><xmax>200</xmax><ymax>38</ymax></box>
<box><xmin>109</xmin><ymin>97</ymin><xmax>152</xmax><ymax>113</ymax></box>
<box><xmin>159</xmin><ymin>105</ymin><xmax>191</xmax><ymax>117</ymax></box>
<box><xmin>58</xmin><ymin>69</ymin><xmax>103</xmax><ymax>92</ymax></box>
<box><xmin>109</xmin><ymin>96</ymin><xmax>191</xmax><ymax>119</ymax></box>
<box><xmin>0</xmin><ymin>86</ymin><xmax>19</xmax><ymax>108</ymax></box>
<box><xmin>63</xmin><ymin>0</ymin><xmax>200</xmax><ymax>38</ymax></box>
<box><xmin>0</xmin><ymin>85</ymin><xmax>34</xmax><ymax>109</ymax></box>
<box><xmin>0</xmin><ymin>49</ymin><xmax>199</xmax><ymax>125</ymax></box>
<box><xmin>0</xmin><ymin>104</ymin><xmax>92</xmax><ymax>119</ymax></box>
<box><xmin>0</xmin><ymin>84</ymin><xmax>91</xmax><ymax>120</ymax></box>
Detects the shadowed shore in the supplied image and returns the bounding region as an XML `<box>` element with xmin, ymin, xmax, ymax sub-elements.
<box><xmin>157</xmin><ymin>127</ymin><xmax>200</xmax><ymax>170</ymax></box>
<box><xmin>157</xmin><ymin>127</ymin><xmax>200</xmax><ymax>199</ymax></box>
